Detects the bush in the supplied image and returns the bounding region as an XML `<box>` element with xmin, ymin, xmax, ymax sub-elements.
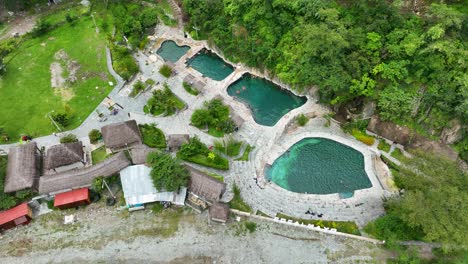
<box><xmin>130</xmin><ymin>80</ymin><xmax>146</xmax><ymax>97</ymax></box>
<box><xmin>147</xmin><ymin>152</ymin><xmax>189</xmax><ymax>192</ymax></box>
<box><xmin>88</xmin><ymin>129</ymin><xmax>102</xmax><ymax>144</ymax></box>
<box><xmin>364</xmin><ymin>213</ymin><xmax>424</xmax><ymax>241</ymax></box>
<box><xmin>377</xmin><ymin>140</ymin><xmax>391</xmax><ymax>152</ymax></box>
<box><xmin>214</xmin><ymin>137</ymin><xmax>242</xmax><ymax>157</ymax></box>
<box><xmin>229</xmin><ymin>184</ymin><xmax>253</xmax><ymax>212</ymax></box>
<box><xmin>145</xmin><ymin>79</ymin><xmax>156</xmax><ymax>86</ymax></box>
<box><xmin>91</xmin><ymin>176</ymin><xmax>105</xmax><ymax>194</ymax></box>
<box><xmin>139</xmin><ymin>123</ymin><xmax>166</xmax><ymax>148</ymax></box>
<box><xmin>191</xmin><ymin>99</ymin><xmax>235</xmax><ymax>136</ymax></box>
<box><xmin>177</xmin><ymin>136</ymin><xmax>229</xmax><ymax>170</ymax></box>
<box><xmin>60</xmin><ymin>134</ymin><xmax>78</xmax><ymax>143</ymax></box>
<box><xmin>151</xmin><ymin>202</ymin><xmax>164</xmax><ymax>214</ymax></box>
<box><xmin>352</xmin><ymin>129</ymin><xmax>375</xmax><ymax>145</ymax></box>
<box><xmin>245</xmin><ymin>221</ymin><xmax>257</xmax><ymax>233</ymax></box>
<box><xmin>51</xmin><ymin>112</ymin><xmax>71</xmax><ymax>128</ymax></box>
<box><xmin>110</xmin><ymin>44</ymin><xmax>139</xmax><ymax>81</ymax></box>
<box><xmin>144</xmin><ymin>83</ymin><xmax>185</xmax><ymax>116</ymax></box>
<box><xmin>183</xmin><ymin>82</ymin><xmax>199</xmax><ymax>95</ymax></box>
<box><xmin>296</xmin><ymin>114</ymin><xmax>309</xmax><ymax>126</ymax></box>
<box><xmin>32</xmin><ymin>19</ymin><xmax>51</xmax><ymax>37</ymax></box>
<box><xmin>159</xmin><ymin>64</ymin><xmax>172</xmax><ymax>78</ymax></box>
<box><xmin>391</xmin><ymin>148</ymin><xmax>404</xmax><ymax>160</ymax></box>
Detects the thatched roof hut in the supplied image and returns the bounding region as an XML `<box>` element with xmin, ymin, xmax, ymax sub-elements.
<box><xmin>44</xmin><ymin>142</ymin><xmax>84</xmax><ymax>170</ymax></box>
<box><xmin>185</xmin><ymin>165</ymin><xmax>226</xmax><ymax>203</ymax></box>
<box><xmin>130</xmin><ymin>145</ymin><xmax>155</xmax><ymax>165</ymax></box>
<box><xmin>183</xmin><ymin>74</ymin><xmax>196</xmax><ymax>84</ymax></box>
<box><xmin>183</xmin><ymin>74</ymin><xmax>205</xmax><ymax>92</ymax></box>
<box><xmin>5</xmin><ymin>143</ymin><xmax>39</xmax><ymax>193</ymax></box>
<box><xmin>230</xmin><ymin>111</ymin><xmax>245</xmax><ymax>129</ymax></box>
<box><xmin>38</xmin><ymin>152</ymin><xmax>131</xmax><ymax>194</ymax></box>
<box><xmin>167</xmin><ymin>134</ymin><xmax>189</xmax><ymax>152</ymax></box>
<box><xmin>101</xmin><ymin>120</ymin><xmax>142</xmax><ymax>151</ymax></box>
<box><xmin>209</xmin><ymin>202</ymin><xmax>230</xmax><ymax>223</ymax></box>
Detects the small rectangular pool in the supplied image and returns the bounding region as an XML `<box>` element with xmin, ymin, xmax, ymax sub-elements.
<box><xmin>156</xmin><ymin>40</ymin><xmax>190</xmax><ymax>63</ymax></box>
<box><xmin>227</xmin><ymin>74</ymin><xmax>307</xmax><ymax>126</ymax></box>
<box><xmin>186</xmin><ymin>49</ymin><xmax>234</xmax><ymax>81</ymax></box>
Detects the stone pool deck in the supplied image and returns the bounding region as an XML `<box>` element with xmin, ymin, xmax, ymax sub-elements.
<box><xmin>0</xmin><ymin>24</ymin><xmax>392</xmax><ymax>227</ymax></box>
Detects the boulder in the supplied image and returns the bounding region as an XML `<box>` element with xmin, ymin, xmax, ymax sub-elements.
<box><xmin>440</xmin><ymin>120</ymin><xmax>463</xmax><ymax>144</ymax></box>
<box><xmin>367</xmin><ymin>116</ymin><xmax>415</xmax><ymax>145</ymax></box>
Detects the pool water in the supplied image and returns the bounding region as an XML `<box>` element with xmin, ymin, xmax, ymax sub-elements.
<box><xmin>266</xmin><ymin>138</ymin><xmax>372</xmax><ymax>194</ymax></box>
<box><xmin>227</xmin><ymin>74</ymin><xmax>307</xmax><ymax>126</ymax></box>
<box><xmin>156</xmin><ymin>40</ymin><xmax>190</xmax><ymax>63</ymax></box>
<box><xmin>186</xmin><ymin>49</ymin><xmax>234</xmax><ymax>81</ymax></box>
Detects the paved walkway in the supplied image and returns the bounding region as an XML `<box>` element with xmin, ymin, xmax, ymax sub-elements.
<box><xmin>0</xmin><ymin>25</ymin><xmax>391</xmax><ymax>227</ymax></box>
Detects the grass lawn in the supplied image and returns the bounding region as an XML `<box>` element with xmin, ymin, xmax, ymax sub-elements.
<box><xmin>276</xmin><ymin>213</ymin><xmax>361</xmax><ymax>236</ymax></box>
<box><xmin>229</xmin><ymin>184</ymin><xmax>253</xmax><ymax>212</ymax></box>
<box><xmin>139</xmin><ymin>124</ymin><xmax>166</xmax><ymax>148</ymax></box>
<box><xmin>182</xmin><ymin>82</ymin><xmax>199</xmax><ymax>96</ymax></box>
<box><xmin>377</xmin><ymin>140</ymin><xmax>391</xmax><ymax>152</ymax></box>
<box><xmin>183</xmin><ymin>154</ymin><xmax>229</xmax><ymax>170</ymax></box>
<box><xmin>236</xmin><ymin>145</ymin><xmax>253</xmax><ymax>161</ymax></box>
<box><xmin>391</xmin><ymin>148</ymin><xmax>405</xmax><ymax>160</ymax></box>
<box><xmin>91</xmin><ymin>146</ymin><xmax>109</xmax><ymax>164</ymax></box>
<box><xmin>0</xmin><ymin>17</ymin><xmax>113</xmax><ymax>141</ymax></box>
<box><xmin>214</xmin><ymin>140</ymin><xmax>242</xmax><ymax>157</ymax></box>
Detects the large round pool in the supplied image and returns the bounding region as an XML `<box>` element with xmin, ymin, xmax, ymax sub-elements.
<box><xmin>266</xmin><ymin>138</ymin><xmax>372</xmax><ymax>194</ymax></box>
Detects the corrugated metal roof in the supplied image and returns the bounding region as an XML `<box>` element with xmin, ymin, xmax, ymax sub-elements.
<box><xmin>54</xmin><ymin>188</ymin><xmax>89</xmax><ymax>207</ymax></box>
<box><xmin>120</xmin><ymin>165</ymin><xmax>186</xmax><ymax>206</ymax></box>
<box><xmin>0</xmin><ymin>203</ymin><xmax>30</xmax><ymax>226</ymax></box>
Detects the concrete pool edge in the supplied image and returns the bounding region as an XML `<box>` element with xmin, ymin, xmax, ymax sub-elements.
<box><xmin>257</xmin><ymin>131</ymin><xmax>385</xmax><ymax>200</ymax></box>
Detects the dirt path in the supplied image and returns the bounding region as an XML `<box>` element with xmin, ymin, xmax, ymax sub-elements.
<box><xmin>0</xmin><ymin>202</ymin><xmax>388</xmax><ymax>263</ymax></box>
<box><xmin>0</xmin><ymin>14</ymin><xmax>37</xmax><ymax>41</ymax></box>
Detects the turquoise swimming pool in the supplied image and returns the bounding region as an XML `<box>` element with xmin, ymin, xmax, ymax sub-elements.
<box><xmin>156</xmin><ymin>40</ymin><xmax>190</xmax><ymax>63</ymax></box>
<box><xmin>266</xmin><ymin>138</ymin><xmax>372</xmax><ymax>194</ymax></box>
<box><xmin>186</xmin><ymin>49</ymin><xmax>234</xmax><ymax>81</ymax></box>
<box><xmin>227</xmin><ymin>74</ymin><xmax>307</xmax><ymax>126</ymax></box>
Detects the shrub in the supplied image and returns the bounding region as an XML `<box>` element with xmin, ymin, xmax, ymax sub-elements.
<box><xmin>183</xmin><ymin>82</ymin><xmax>199</xmax><ymax>96</ymax></box>
<box><xmin>130</xmin><ymin>80</ymin><xmax>146</xmax><ymax>97</ymax></box>
<box><xmin>352</xmin><ymin>129</ymin><xmax>375</xmax><ymax>145</ymax></box>
<box><xmin>151</xmin><ymin>202</ymin><xmax>164</xmax><ymax>214</ymax></box>
<box><xmin>32</xmin><ymin>19</ymin><xmax>51</xmax><ymax>37</ymax></box>
<box><xmin>191</xmin><ymin>99</ymin><xmax>235</xmax><ymax>136</ymax></box>
<box><xmin>91</xmin><ymin>176</ymin><xmax>105</xmax><ymax>194</ymax></box>
<box><xmin>391</xmin><ymin>148</ymin><xmax>404</xmax><ymax>160</ymax></box>
<box><xmin>88</xmin><ymin>129</ymin><xmax>102</xmax><ymax>144</ymax></box>
<box><xmin>139</xmin><ymin>123</ymin><xmax>166</xmax><ymax>148</ymax></box>
<box><xmin>377</xmin><ymin>140</ymin><xmax>391</xmax><ymax>152</ymax></box>
<box><xmin>144</xmin><ymin>83</ymin><xmax>185</xmax><ymax>116</ymax></box>
<box><xmin>229</xmin><ymin>184</ymin><xmax>252</xmax><ymax>212</ymax></box>
<box><xmin>296</xmin><ymin>114</ymin><xmax>309</xmax><ymax>126</ymax></box>
<box><xmin>214</xmin><ymin>137</ymin><xmax>242</xmax><ymax>157</ymax></box>
<box><xmin>245</xmin><ymin>221</ymin><xmax>257</xmax><ymax>233</ymax></box>
<box><xmin>147</xmin><ymin>152</ymin><xmax>189</xmax><ymax>192</ymax></box>
<box><xmin>159</xmin><ymin>64</ymin><xmax>172</xmax><ymax>78</ymax></box>
<box><xmin>110</xmin><ymin>44</ymin><xmax>139</xmax><ymax>80</ymax></box>
<box><xmin>145</xmin><ymin>79</ymin><xmax>156</xmax><ymax>86</ymax></box>
<box><xmin>51</xmin><ymin>112</ymin><xmax>70</xmax><ymax>128</ymax></box>
<box><xmin>60</xmin><ymin>134</ymin><xmax>78</xmax><ymax>143</ymax></box>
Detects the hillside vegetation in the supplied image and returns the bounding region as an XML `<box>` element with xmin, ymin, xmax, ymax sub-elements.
<box><xmin>182</xmin><ymin>0</ymin><xmax>467</xmax><ymax>155</ymax></box>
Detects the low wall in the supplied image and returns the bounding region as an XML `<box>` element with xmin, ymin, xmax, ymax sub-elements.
<box><xmin>230</xmin><ymin>209</ymin><xmax>384</xmax><ymax>245</ymax></box>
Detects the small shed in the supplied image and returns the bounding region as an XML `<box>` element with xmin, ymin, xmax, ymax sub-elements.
<box><xmin>167</xmin><ymin>134</ymin><xmax>190</xmax><ymax>152</ymax></box>
<box><xmin>120</xmin><ymin>165</ymin><xmax>187</xmax><ymax>207</ymax></box>
<box><xmin>183</xmin><ymin>74</ymin><xmax>205</xmax><ymax>92</ymax></box>
<box><xmin>44</xmin><ymin>141</ymin><xmax>84</xmax><ymax>172</ymax></box>
<box><xmin>130</xmin><ymin>145</ymin><xmax>155</xmax><ymax>165</ymax></box>
<box><xmin>209</xmin><ymin>202</ymin><xmax>230</xmax><ymax>223</ymax></box>
<box><xmin>54</xmin><ymin>188</ymin><xmax>90</xmax><ymax>210</ymax></box>
<box><xmin>5</xmin><ymin>142</ymin><xmax>40</xmax><ymax>193</ymax></box>
<box><xmin>186</xmin><ymin>165</ymin><xmax>226</xmax><ymax>204</ymax></box>
<box><xmin>0</xmin><ymin>203</ymin><xmax>32</xmax><ymax>231</ymax></box>
<box><xmin>101</xmin><ymin>120</ymin><xmax>142</xmax><ymax>151</ymax></box>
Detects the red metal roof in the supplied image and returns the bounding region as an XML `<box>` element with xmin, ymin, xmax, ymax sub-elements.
<box><xmin>54</xmin><ymin>188</ymin><xmax>90</xmax><ymax>207</ymax></box>
<box><xmin>0</xmin><ymin>203</ymin><xmax>30</xmax><ymax>226</ymax></box>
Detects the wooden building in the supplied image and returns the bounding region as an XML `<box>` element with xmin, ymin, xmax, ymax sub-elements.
<box><xmin>0</xmin><ymin>203</ymin><xmax>33</xmax><ymax>231</ymax></box>
<box><xmin>4</xmin><ymin>142</ymin><xmax>40</xmax><ymax>193</ymax></box>
<box><xmin>101</xmin><ymin>120</ymin><xmax>142</xmax><ymax>151</ymax></box>
<box><xmin>209</xmin><ymin>202</ymin><xmax>230</xmax><ymax>223</ymax></box>
<box><xmin>54</xmin><ymin>188</ymin><xmax>91</xmax><ymax>209</ymax></box>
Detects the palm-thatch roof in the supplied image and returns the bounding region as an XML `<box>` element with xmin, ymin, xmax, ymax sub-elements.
<box><xmin>183</xmin><ymin>74</ymin><xmax>205</xmax><ymax>91</ymax></box>
<box><xmin>183</xmin><ymin>74</ymin><xmax>196</xmax><ymax>84</ymax></box>
<box><xmin>44</xmin><ymin>142</ymin><xmax>84</xmax><ymax>170</ymax></box>
<box><xmin>38</xmin><ymin>152</ymin><xmax>131</xmax><ymax>194</ymax></box>
<box><xmin>167</xmin><ymin>134</ymin><xmax>189</xmax><ymax>151</ymax></box>
<box><xmin>185</xmin><ymin>165</ymin><xmax>226</xmax><ymax>203</ymax></box>
<box><xmin>209</xmin><ymin>202</ymin><xmax>230</xmax><ymax>223</ymax></box>
<box><xmin>5</xmin><ymin>142</ymin><xmax>39</xmax><ymax>193</ymax></box>
<box><xmin>130</xmin><ymin>145</ymin><xmax>155</xmax><ymax>165</ymax></box>
<box><xmin>101</xmin><ymin>120</ymin><xmax>142</xmax><ymax>151</ymax></box>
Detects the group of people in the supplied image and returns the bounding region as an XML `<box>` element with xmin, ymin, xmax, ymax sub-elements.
<box><xmin>305</xmin><ymin>209</ymin><xmax>323</xmax><ymax>218</ymax></box>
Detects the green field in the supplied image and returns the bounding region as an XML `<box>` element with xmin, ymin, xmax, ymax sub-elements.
<box><xmin>0</xmin><ymin>17</ymin><xmax>113</xmax><ymax>140</ymax></box>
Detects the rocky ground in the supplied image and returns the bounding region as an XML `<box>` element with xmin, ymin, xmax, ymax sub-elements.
<box><xmin>0</xmin><ymin>201</ymin><xmax>389</xmax><ymax>264</ymax></box>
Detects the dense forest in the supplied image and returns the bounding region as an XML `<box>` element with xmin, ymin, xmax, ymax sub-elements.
<box><xmin>182</xmin><ymin>0</ymin><xmax>467</xmax><ymax>159</ymax></box>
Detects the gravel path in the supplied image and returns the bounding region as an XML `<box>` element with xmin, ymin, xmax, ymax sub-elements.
<box><xmin>0</xmin><ymin>202</ymin><xmax>388</xmax><ymax>263</ymax></box>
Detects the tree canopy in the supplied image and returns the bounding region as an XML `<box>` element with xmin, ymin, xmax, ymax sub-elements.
<box><xmin>182</xmin><ymin>0</ymin><xmax>467</xmax><ymax>141</ymax></box>
<box><xmin>146</xmin><ymin>152</ymin><xmax>189</xmax><ymax>192</ymax></box>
